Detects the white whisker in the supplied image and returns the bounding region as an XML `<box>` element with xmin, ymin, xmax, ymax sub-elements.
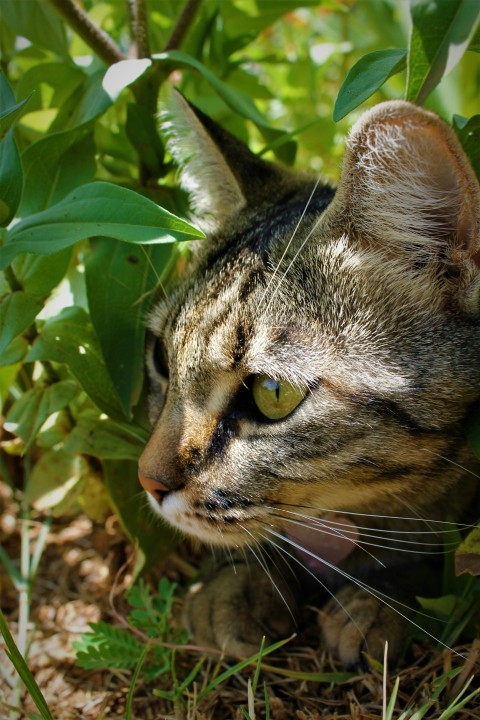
<box><xmin>240</xmin><ymin>524</ymin><xmax>296</xmax><ymax>624</ymax></box>
<box><xmin>271</xmin><ymin>502</ymin><xmax>477</xmax><ymax>528</ymax></box>
<box><xmin>257</xmin><ymin>532</ymin><xmax>368</xmax><ymax>648</ymax></box>
<box><xmin>422</xmin><ymin>448</ymin><xmax>480</xmax><ymax>482</ymax></box>
<box><xmin>262</xmin><ymin>526</ymin><xmax>467</xmax><ymax>661</ymax></box>
<box><xmin>259</xmin><ymin>177</ymin><xmax>321</xmax><ymax>310</ymax></box>
<box><xmin>271</xmin><ymin>514</ymin><xmax>458</xmax><ymax>556</ymax></box>
<box><xmin>262</xmin><ymin>211</ymin><xmax>324</xmax><ymax>315</ymax></box>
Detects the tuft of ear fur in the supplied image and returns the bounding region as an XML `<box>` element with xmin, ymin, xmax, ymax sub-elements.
<box><xmin>161</xmin><ymin>89</ymin><xmax>285</xmax><ymax>233</ymax></box>
<box><xmin>324</xmin><ymin>101</ymin><xmax>480</xmax><ymax>310</ymax></box>
<box><xmin>161</xmin><ymin>90</ymin><xmax>246</xmax><ymax>232</ymax></box>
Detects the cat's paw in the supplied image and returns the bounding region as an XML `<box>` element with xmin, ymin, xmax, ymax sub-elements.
<box><xmin>319</xmin><ymin>585</ymin><xmax>405</xmax><ymax>668</ymax></box>
<box><xmin>183</xmin><ymin>561</ymin><xmax>297</xmax><ymax>656</ymax></box>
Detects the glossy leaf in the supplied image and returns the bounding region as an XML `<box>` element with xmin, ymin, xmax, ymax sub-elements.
<box><xmin>85</xmin><ymin>239</ymin><xmax>172</xmax><ymax>416</ymax></box>
<box><xmin>26</xmin><ymin>307</ymin><xmax>125</xmax><ymax>421</ymax></box>
<box><xmin>12</xmin><ymin>248</ymin><xmax>72</xmax><ymax>299</ymax></box>
<box><xmin>0</xmin><ymin>182</ymin><xmax>204</xmax><ymax>268</ymax></box>
<box><xmin>0</xmin><ymin>0</ymin><xmax>69</xmax><ymax>59</ymax></box>
<box><xmin>0</xmin><ymin>336</ymin><xmax>28</xmax><ymax>366</ymax></box>
<box><xmin>16</xmin><ymin>62</ymin><xmax>85</xmax><ymax>114</ymax></box>
<box><xmin>0</xmin><ymin>83</ymin><xmax>32</xmax><ymax>138</ymax></box>
<box><xmin>25</xmin><ymin>448</ymin><xmax>87</xmax><ymax>515</ymax></box>
<box><xmin>0</xmin><ymin>128</ymin><xmax>23</xmax><ymax>226</ymax></box>
<box><xmin>407</xmin><ymin>0</ymin><xmax>480</xmax><ymax>104</ymax></box>
<box><xmin>5</xmin><ymin>380</ymin><xmax>78</xmax><ymax>449</ymax></box>
<box><xmin>20</xmin><ymin>128</ymin><xmax>96</xmax><ymax>215</ymax></box>
<box><xmin>333</xmin><ymin>49</ymin><xmax>407</xmax><ymax>121</ymax></box>
<box><xmin>64</xmin><ymin>410</ymin><xmax>148</xmax><ymax>461</ymax></box>
<box><xmin>0</xmin><ymin>290</ymin><xmax>43</xmax><ymax>355</ymax></box>
<box><xmin>49</xmin><ymin>70</ymin><xmax>113</xmax><ymax>133</ymax></box>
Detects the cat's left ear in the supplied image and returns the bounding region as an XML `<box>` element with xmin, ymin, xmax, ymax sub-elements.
<box><xmin>161</xmin><ymin>89</ymin><xmax>285</xmax><ymax>232</ymax></box>
<box><xmin>325</xmin><ymin>101</ymin><xmax>480</xmax><ymax>309</ymax></box>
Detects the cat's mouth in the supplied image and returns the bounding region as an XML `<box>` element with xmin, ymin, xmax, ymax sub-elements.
<box><xmin>145</xmin><ymin>487</ymin><xmax>270</xmax><ymax>546</ymax></box>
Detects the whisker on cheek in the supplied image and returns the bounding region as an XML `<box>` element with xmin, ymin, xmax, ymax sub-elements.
<box><xmin>260</xmin><ymin>528</ymin><xmax>468</xmax><ymax>662</ymax></box>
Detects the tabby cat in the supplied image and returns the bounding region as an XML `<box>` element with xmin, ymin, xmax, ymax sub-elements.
<box><xmin>138</xmin><ymin>92</ymin><xmax>480</xmax><ymax>667</ymax></box>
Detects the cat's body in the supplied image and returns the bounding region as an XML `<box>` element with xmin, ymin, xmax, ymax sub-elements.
<box><xmin>138</xmin><ymin>95</ymin><xmax>480</xmax><ymax>666</ymax></box>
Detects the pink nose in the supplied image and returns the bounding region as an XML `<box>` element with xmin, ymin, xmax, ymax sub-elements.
<box><xmin>138</xmin><ymin>471</ymin><xmax>169</xmax><ymax>501</ymax></box>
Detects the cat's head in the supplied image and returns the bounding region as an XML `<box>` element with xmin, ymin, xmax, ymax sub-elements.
<box><xmin>138</xmin><ymin>92</ymin><xmax>480</xmax><ymax>548</ymax></box>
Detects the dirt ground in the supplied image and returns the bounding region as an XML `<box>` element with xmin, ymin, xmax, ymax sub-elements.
<box><xmin>1</xmin><ymin>480</ymin><xmax>479</xmax><ymax>720</ymax></box>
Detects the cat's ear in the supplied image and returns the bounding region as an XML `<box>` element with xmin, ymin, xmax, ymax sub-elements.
<box><xmin>161</xmin><ymin>89</ymin><xmax>283</xmax><ymax>232</ymax></box>
<box><xmin>325</xmin><ymin>100</ymin><xmax>480</xmax><ymax>307</ymax></box>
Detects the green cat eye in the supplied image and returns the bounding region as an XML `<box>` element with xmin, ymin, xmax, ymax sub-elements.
<box><xmin>252</xmin><ymin>375</ymin><xmax>305</xmax><ymax>420</ymax></box>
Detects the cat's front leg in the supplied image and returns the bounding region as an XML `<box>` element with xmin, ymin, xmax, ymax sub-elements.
<box><xmin>319</xmin><ymin>584</ymin><xmax>406</xmax><ymax>667</ymax></box>
<box><xmin>183</xmin><ymin>558</ymin><xmax>298</xmax><ymax>656</ymax></box>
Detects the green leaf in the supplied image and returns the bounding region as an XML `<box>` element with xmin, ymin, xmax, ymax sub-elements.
<box><xmin>0</xmin><ymin>335</ymin><xmax>28</xmax><ymax>366</ymax></box>
<box><xmin>455</xmin><ymin>525</ymin><xmax>480</xmax><ymax>576</ymax></box>
<box><xmin>64</xmin><ymin>411</ymin><xmax>147</xmax><ymax>461</ymax></box>
<box><xmin>0</xmin><ymin>290</ymin><xmax>43</xmax><ymax>355</ymax></box>
<box><xmin>153</xmin><ymin>51</ymin><xmax>296</xmax><ymax>164</ymax></box>
<box><xmin>0</xmin><ymin>69</ymin><xmax>15</xmax><ymax>114</ymax></box>
<box><xmin>416</xmin><ymin>594</ymin><xmax>461</xmax><ymax>616</ymax></box>
<box><xmin>16</xmin><ymin>62</ymin><xmax>85</xmax><ymax>113</ymax></box>
<box><xmin>74</xmin><ymin>621</ymin><xmax>144</xmax><ymax>670</ymax></box>
<box><xmin>0</xmin><ymin>608</ymin><xmax>54</xmax><ymax>720</ymax></box>
<box><xmin>453</xmin><ymin>114</ymin><xmax>480</xmax><ymax>180</ymax></box>
<box><xmin>12</xmin><ymin>248</ymin><xmax>72</xmax><ymax>299</ymax></box>
<box><xmin>333</xmin><ymin>49</ymin><xmax>407</xmax><ymax>121</ymax></box>
<box><xmin>85</xmin><ymin>239</ymin><xmax>172</xmax><ymax>416</ymax></box>
<box><xmin>1</xmin><ymin>182</ymin><xmax>204</xmax><ymax>267</ymax></box>
<box><xmin>0</xmin><ymin>74</ymin><xmax>32</xmax><ymax>138</ymax></box>
<box><xmin>0</xmin><ymin>363</ymin><xmax>19</xmax><ymax>410</ymax></box>
<box><xmin>103</xmin><ymin>459</ymin><xmax>177</xmax><ymax>575</ymax></box>
<box><xmin>126</xmin><ymin>103</ymin><xmax>165</xmax><ymax>176</ymax></box>
<box><xmin>20</xmin><ymin>127</ymin><xmax>96</xmax><ymax>215</ymax></box>
<box><xmin>26</xmin><ymin>307</ymin><xmax>126</xmax><ymax>421</ymax></box>
<box><xmin>49</xmin><ymin>70</ymin><xmax>113</xmax><ymax>133</ymax></box>
<box><xmin>406</xmin><ymin>0</ymin><xmax>480</xmax><ymax>105</ymax></box>
<box><xmin>0</xmin><ymin>128</ymin><xmax>23</xmax><ymax>226</ymax></box>
<box><xmin>5</xmin><ymin>380</ymin><xmax>78</xmax><ymax>449</ymax></box>
<box><xmin>25</xmin><ymin>448</ymin><xmax>86</xmax><ymax>514</ymax></box>
<box><xmin>0</xmin><ymin>0</ymin><xmax>68</xmax><ymax>59</ymax></box>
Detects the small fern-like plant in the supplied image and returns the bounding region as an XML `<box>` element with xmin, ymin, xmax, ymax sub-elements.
<box><xmin>73</xmin><ymin>578</ymin><xmax>187</xmax><ymax>681</ymax></box>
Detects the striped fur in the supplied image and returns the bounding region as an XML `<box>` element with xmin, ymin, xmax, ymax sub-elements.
<box><xmin>139</xmin><ymin>96</ymin><xmax>480</xmax><ymax>664</ymax></box>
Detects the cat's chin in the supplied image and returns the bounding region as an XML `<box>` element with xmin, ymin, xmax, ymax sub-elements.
<box><xmin>145</xmin><ymin>490</ymin><xmax>260</xmax><ymax>547</ymax></box>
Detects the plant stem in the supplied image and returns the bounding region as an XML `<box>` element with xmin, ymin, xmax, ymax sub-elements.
<box><xmin>4</xmin><ymin>265</ymin><xmax>22</xmax><ymax>292</ymax></box>
<box><xmin>126</xmin><ymin>0</ymin><xmax>150</xmax><ymax>59</ymax></box>
<box><xmin>164</xmin><ymin>0</ymin><xmax>202</xmax><ymax>51</ymax></box>
<box><xmin>47</xmin><ymin>0</ymin><xmax>125</xmax><ymax>65</ymax></box>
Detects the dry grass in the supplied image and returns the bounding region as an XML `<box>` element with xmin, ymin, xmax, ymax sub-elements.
<box><xmin>1</xmin><ymin>482</ymin><xmax>479</xmax><ymax>720</ymax></box>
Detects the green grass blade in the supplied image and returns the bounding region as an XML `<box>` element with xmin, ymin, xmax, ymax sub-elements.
<box><xmin>0</xmin><ymin>608</ymin><xmax>54</xmax><ymax>720</ymax></box>
<box><xmin>125</xmin><ymin>641</ymin><xmax>151</xmax><ymax>720</ymax></box>
<box><xmin>385</xmin><ymin>675</ymin><xmax>400</xmax><ymax>720</ymax></box>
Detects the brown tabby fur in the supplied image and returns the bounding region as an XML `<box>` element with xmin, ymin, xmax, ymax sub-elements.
<box><xmin>139</xmin><ymin>93</ymin><xmax>480</xmax><ymax>666</ymax></box>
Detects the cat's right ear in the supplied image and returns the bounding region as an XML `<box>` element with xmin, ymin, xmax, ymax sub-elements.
<box><xmin>161</xmin><ymin>89</ymin><xmax>282</xmax><ymax>232</ymax></box>
<box><xmin>323</xmin><ymin>101</ymin><xmax>480</xmax><ymax>310</ymax></box>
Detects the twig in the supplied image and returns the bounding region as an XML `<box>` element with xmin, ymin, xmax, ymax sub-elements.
<box><xmin>47</xmin><ymin>0</ymin><xmax>125</xmax><ymax>65</ymax></box>
<box><xmin>164</xmin><ymin>0</ymin><xmax>202</xmax><ymax>51</ymax></box>
<box><xmin>126</xmin><ymin>0</ymin><xmax>150</xmax><ymax>58</ymax></box>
